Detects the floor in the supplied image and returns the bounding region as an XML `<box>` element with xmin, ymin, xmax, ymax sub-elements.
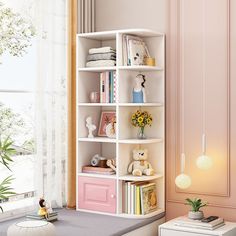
<box><xmin>0</xmin><ymin>209</ymin><xmax>165</xmax><ymax>236</ymax></box>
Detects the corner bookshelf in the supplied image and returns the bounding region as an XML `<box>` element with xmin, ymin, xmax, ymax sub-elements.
<box><xmin>76</xmin><ymin>29</ymin><xmax>165</xmax><ymax>218</ymax></box>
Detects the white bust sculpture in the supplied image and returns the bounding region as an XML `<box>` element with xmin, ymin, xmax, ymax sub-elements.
<box><xmin>86</xmin><ymin>116</ymin><xmax>96</xmax><ymax>138</ymax></box>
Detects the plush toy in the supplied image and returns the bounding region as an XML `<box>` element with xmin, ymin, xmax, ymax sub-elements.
<box><xmin>128</xmin><ymin>149</ymin><xmax>154</xmax><ymax>176</ymax></box>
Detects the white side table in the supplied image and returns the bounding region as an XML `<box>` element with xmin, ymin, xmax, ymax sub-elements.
<box><xmin>159</xmin><ymin>219</ymin><xmax>236</xmax><ymax>236</ymax></box>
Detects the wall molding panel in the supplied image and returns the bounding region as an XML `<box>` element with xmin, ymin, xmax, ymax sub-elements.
<box><xmin>166</xmin><ymin>0</ymin><xmax>236</xmax><ymax>220</ymax></box>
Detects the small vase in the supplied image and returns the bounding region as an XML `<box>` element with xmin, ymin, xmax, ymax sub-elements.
<box><xmin>137</xmin><ymin>127</ymin><xmax>146</xmax><ymax>139</ymax></box>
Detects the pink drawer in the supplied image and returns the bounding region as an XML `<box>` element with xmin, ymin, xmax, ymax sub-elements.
<box><xmin>78</xmin><ymin>176</ymin><xmax>116</xmax><ymax>213</ymax></box>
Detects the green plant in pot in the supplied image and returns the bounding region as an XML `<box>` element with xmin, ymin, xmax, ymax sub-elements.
<box><xmin>0</xmin><ymin>137</ymin><xmax>16</xmax><ymax>212</ymax></box>
<box><xmin>185</xmin><ymin>198</ymin><xmax>207</xmax><ymax>220</ymax></box>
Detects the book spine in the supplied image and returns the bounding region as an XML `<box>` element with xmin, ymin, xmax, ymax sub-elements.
<box><xmin>100</xmin><ymin>73</ymin><xmax>102</xmax><ymax>103</ymax></box>
<box><xmin>123</xmin><ymin>35</ymin><xmax>128</xmax><ymax>66</ymax></box>
<box><xmin>136</xmin><ymin>186</ymin><xmax>140</xmax><ymax>215</ymax></box>
<box><xmin>140</xmin><ymin>186</ymin><xmax>144</xmax><ymax>215</ymax></box>
<box><xmin>105</xmin><ymin>72</ymin><xmax>109</xmax><ymax>103</ymax></box>
<box><xmin>131</xmin><ymin>184</ymin><xmax>134</xmax><ymax>214</ymax></box>
<box><xmin>109</xmin><ymin>72</ymin><xmax>112</xmax><ymax>103</ymax></box>
<box><xmin>100</xmin><ymin>73</ymin><xmax>105</xmax><ymax>103</ymax></box>
<box><xmin>113</xmin><ymin>72</ymin><xmax>116</xmax><ymax>103</ymax></box>
<box><xmin>127</xmin><ymin>37</ymin><xmax>131</xmax><ymax>65</ymax></box>
<box><xmin>111</xmin><ymin>72</ymin><xmax>114</xmax><ymax>103</ymax></box>
<box><xmin>125</xmin><ymin>182</ymin><xmax>128</xmax><ymax>214</ymax></box>
<box><xmin>127</xmin><ymin>182</ymin><xmax>131</xmax><ymax>214</ymax></box>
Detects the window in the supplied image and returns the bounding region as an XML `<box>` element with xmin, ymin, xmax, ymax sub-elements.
<box><xmin>0</xmin><ymin>0</ymin><xmax>37</xmax><ymax>217</ymax></box>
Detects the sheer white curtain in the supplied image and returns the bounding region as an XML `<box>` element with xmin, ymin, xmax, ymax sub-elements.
<box><xmin>35</xmin><ymin>0</ymin><xmax>68</xmax><ymax>208</ymax></box>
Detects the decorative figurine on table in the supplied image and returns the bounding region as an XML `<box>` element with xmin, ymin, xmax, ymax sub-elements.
<box><xmin>132</xmin><ymin>74</ymin><xmax>146</xmax><ymax>103</ymax></box>
<box><xmin>38</xmin><ymin>198</ymin><xmax>51</xmax><ymax>220</ymax></box>
<box><xmin>86</xmin><ymin>116</ymin><xmax>96</xmax><ymax>138</ymax></box>
<box><xmin>128</xmin><ymin>148</ymin><xmax>154</xmax><ymax>176</ymax></box>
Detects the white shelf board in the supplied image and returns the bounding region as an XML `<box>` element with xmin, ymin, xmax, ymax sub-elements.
<box><xmin>118</xmin><ymin>29</ymin><xmax>164</xmax><ymax>37</ymax></box>
<box><xmin>77</xmin><ymin>31</ymin><xmax>117</xmax><ymax>40</ymax></box>
<box><xmin>78</xmin><ymin>103</ymin><xmax>116</xmax><ymax>107</ymax></box>
<box><xmin>78</xmin><ymin>66</ymin><xmax>116</xmax><ymax>72</ymax></box>
<box><xmin>119</xmin><ymin>208</ymin><xmax>165</xmax><ymax>219</ymax></box>
<box><xmin>118</xmin><ymin>65</ymin><xmax>163</xmax><ymax>71</ymax></box>
<box><xmin>77</xmin><ymin>208</ymin><xmax>164</xmax><ymax>219</ymax></box>
<box><xmin>77</xmin><ymin>29</ymin><xmax>164</xmax><ymax>40</ymax></box>
<box><xmin>78</xmin><ymin>137</ymin><xmax>116</xmax><ymax>143</ymax></box>
<box><xmin>118</xmin><ymin>138</ymin><xmax>163</xmax><ymax>144</ymax></box>
<box><xmin>119</xmin><ymin>103</ymin><xmax>163</xmax><ymax>107</ymax></box>
<box><xmin>119</xmin><ymin>174</ymin><xmax>163</xmax><ymax>181</ymax></box>
<box><xmin>78</xmin><ymin>172</ymin><xmax>117</xmax><ymax>179</ymax></box>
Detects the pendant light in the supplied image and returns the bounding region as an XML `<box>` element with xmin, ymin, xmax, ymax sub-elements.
<box><xmin>175</xmin><ymin>153</ymin><xmax>192</xmax><ymax>189</ymax></box>
<box><xmin>175</xmin><ymin>5</ymin><xmax>191</xmax><ymax>189</ymax></box>
<box><xmin>196</xmin><ymin>0</ymin><xmax>213</xmax><ymax>170</ymax></box>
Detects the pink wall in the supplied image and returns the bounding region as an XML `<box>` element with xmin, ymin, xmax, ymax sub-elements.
<box><xmin>94</xmin><ymin>0</ymin><xmax>236</xmax><ymax>221</ymax></box>
<box><xmin>166</xmin><ymin>0</ymin><xmax>236</xmax><ymax>221</ymax></box>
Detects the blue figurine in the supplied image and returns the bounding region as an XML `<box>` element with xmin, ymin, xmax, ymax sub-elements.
<box><xmin>132</xmin><ymin>74</ymin><xmax>146</xmax><ymax>103</ymax></box>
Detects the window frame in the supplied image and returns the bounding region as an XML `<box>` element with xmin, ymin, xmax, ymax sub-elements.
<box><xmin>0</xmin><ymin>89</ymin><xmax>36</xmax><ymax>221</ymax></box>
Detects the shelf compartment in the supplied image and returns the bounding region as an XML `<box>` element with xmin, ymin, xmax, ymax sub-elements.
<box><xmin>118</xmin><ymin>65</ymin><xmax>163</xmax><ymax>71</ymax></box>
<box><xmin>118</xmin><ymin>106</ymin><xmax>164</xmax><ymax>140</ymax></box>
<box><xmin>118</xmin><ymin>143</ymin><xmax>164</xmax><ymax>177</ymax></box>
<box><xmin>78</xmin><ymin>66</ymin><xmax>116</xmax><ymax>72</ymax></box>
<box><xmin>78</xmin><ymin>172</ymin><xmax>117</xmax><ymax>179</ymax></box>
<box><xmin>119</xmin><ymin>103</ymin><xmax>163</xmax><ymax>107</ymax></box>
<box><xmin>118</xmin><ymin>138</ymin><xmax>162</xmax><ymax>144</ymax></box>
<box><xmin>77</xmin><ymin>106</ymin><xmax>116</xmax><ymax>138</ymax></box>
<box><xmin>118</xmin><ymin>70</ymin><xmax>164</xmax><ymax>104</ymax></box>
<box><xmin>119</xmin><ymin>174</ymin><xmax>163</xmax><ymax>181</ymax></box>
<box><xmin>78</xmin><ymin>137</ymin><xmax>116</xmax><ymax>143</ymax></box>
<box><xmin>78</xmin><ymin>103</ymin><xmax>116</xmax><ymax>107</ymax></box>
<box><xmin>77</xmin><ymin>142</ymin><xmax>116</xmax><ymax>173</ymax></box>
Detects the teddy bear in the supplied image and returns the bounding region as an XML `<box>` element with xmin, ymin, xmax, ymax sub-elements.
<box><xmin>128</xmin><ymin>149</ymin><xmax>154</xmax><ymax>176</ymax></box>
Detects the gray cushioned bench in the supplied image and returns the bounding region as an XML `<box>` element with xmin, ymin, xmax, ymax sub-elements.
<box><xmin>0</xmin><ymin>208</ymin><xmax>165</xmax><ymax>236</ymax></box>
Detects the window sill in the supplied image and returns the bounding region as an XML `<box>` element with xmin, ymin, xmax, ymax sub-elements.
<box><xmin>0</xmin><ymin>198</ymin><xmax>35</xmax><ymax>222</ymax></box>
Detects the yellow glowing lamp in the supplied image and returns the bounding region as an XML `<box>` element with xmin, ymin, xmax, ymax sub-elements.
<box><xmin>175</xmin><ymin>153</ymin><xmax>192</xmax><ymax>189</ymax></box>
<box><xmin>196</xmin><ymin>134</ymin><xmax>213</xmax><ymax>170</ymax></box>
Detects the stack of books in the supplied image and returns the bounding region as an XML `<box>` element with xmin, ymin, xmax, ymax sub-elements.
<box><xmin>100</xmin><ymin>71</ymin><xmax>116</xmax><ymax>103</ymax></box>
<box><xmin>26</xmin><ymin>212</ymin><xmax>58</xmax><ymax>222</ymax></box>
<box><xmin>174</xmin><ymin>216</ymin><xmax>225</xmax><ymax>230</ymax></box>
<box><xmin>123</xmin><ymin>181</ymin><xmax>157</xmax><ymax>215</ymax></box>
<box><xmin>82</xmin><ymin>166</ymin><xmax>115</xmax><ymax>175</ymax></box>
<box><xmin>122</xmin><ymin>34</ymin><xmax>150</xmax><ymax>66</ymax></box>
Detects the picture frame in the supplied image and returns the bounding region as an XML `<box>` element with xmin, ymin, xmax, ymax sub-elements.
<box><xmin>98</xmin><ymin>111</ymin><xmax>116</xmax><ymax>137</ymax></box>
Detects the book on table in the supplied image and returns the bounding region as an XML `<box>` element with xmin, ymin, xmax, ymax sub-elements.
<box><xmin>82</xmin><ymin>166</ymin><xmax>115</xmax><ymax>175</ymax></box>
<box><xmin>174</xmin><ymin>216</ymin><xmax>225</xmax><ymax>230</ymax></box>
<box><xmin>26</xmin><ymin>212</ymin><xmax>58</xmax><ymax>222</ymax></box>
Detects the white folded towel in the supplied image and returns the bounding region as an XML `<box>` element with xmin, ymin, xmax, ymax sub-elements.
<box><xmin>86</xmin><ymin>60</ymin><xmax>116</xmax><ymax>67</ymax></box>
<box><xmin>89</xmin><ymin>47</ymin><xmax>116</xmax><ymax>54</ymax></box>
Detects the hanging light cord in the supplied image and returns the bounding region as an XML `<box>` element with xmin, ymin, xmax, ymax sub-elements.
<box><xmin>181</xmin><ymin>1</ymin><xmax>185</xmax><ymax>173</ymax></box>
<box><xmin>202</xmin><ymin>0</ymin><xmax>206</xmax><ymax>155</ymax></box>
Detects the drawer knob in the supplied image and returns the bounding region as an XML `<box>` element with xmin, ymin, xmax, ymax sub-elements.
<box><xmin>111</xmin><ymin>194</ymin><xmax>115</xmax><ymax>199</ymax></box>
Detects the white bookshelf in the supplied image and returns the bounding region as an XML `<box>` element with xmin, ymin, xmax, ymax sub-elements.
<box><xmin>76</xmin><ymin>29</ymin><xmax>165</xmax><ymax>218</ymax></box>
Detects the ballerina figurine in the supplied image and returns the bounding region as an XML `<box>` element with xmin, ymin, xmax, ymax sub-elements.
<box><xmin>86</xmin><ymin>116</ymin><xmax>96</xmax><ymax>138</ymax></box>
<box><xmin>132</xmin><ymin>74</ymin><xmax>146</xmax><ymax>103</ymax></box>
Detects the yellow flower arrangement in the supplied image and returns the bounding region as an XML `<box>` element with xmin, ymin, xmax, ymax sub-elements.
<box><xmin>131</xmin><ymin>110</ymin><xmax>153</xmax><ymax>128</ymax></box>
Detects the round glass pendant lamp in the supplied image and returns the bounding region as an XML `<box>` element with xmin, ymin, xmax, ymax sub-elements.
<box><xmin>175</xmin><ymin>153</ymin><xmax>192</xmax><ymax>189</ymax></box>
